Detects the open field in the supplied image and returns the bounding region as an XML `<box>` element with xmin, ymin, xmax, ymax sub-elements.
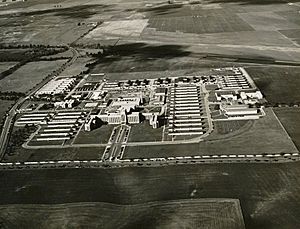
<box><xmin>103</xmin><ymin>70</ymin><xmax>199</xmax><ymax>80</ymax></box>
<box><xmin>123</xmin><ymin>108</ymin><xmax>298</xmax><ymax>159</ymax></box>
<box><xmin>2</xmin><ymin>146</ymin><xmax>104</xmax><ymax>162</ymax></box>
<box><xmin>0</xmin><ymin>60</ymin><xmax>67</xmax><ymax>93</ymax></box>
<box><xmin>141</xmin><ymin>29</ymin><xmax>297</xmax><ymax>47</ymax></box>
<box><xmin>74</xmin><ymin>0</ymin><xmax>300</xmax><ymax>59</ymax></box>
<box><xmin>86</xmin><ymin>19</ymin><xmax>148</xmax><ymax>37</ymax></box>
<box><xmin>0</xmin><ymin>4</ymin><xmax>99</xmax><ymax>46</ymax></box>
<box><xmin>238</xmin><ymin>11</ymin><xmax>300</xmax><ymax>31</ymax></box>
<box><xmin>147</xmin><ymin>7</ymin><xmax>254</xmax><ymax>34</ymax></box>
<box><xmin>88</xmin><ymin>42</ymin><xmax>250</xmax><ymax>74</ymax></box>
<box><xmin>0</xmin><ymin>49</ymin><xmax>33</xmax><ymax>61</ymax></box>
<box><xmin>0</xmin><ymin>199</ymin><xmax>245</xmax><ymax>229</ymax></box>
<box><xmin>60</xmin><ymin>57</ymin><xmax>94</xmax><ymax>76</ymax></box>
<box><xmin>74</xmin><ymin>124</ymin><xmax>115</xmax><ymax>145</ymax></box>
<box><xmin>1</xmin><ymin>162</ymin><xmax>300</xmax><ymax>228</ymax></box>
<box><xmin>246</xmin><ymin>66</ymin><xmax>300</xmax><ymax>105</ymax></box>
<box><xmin>0</xmin><ymin>100</ymin><xmax>14</xmax><ymax>126</ymax></box>
<box><xmin>274</xmin><ymin>107</ymin><xmax>300</xmax><ymax>150</ymax></box>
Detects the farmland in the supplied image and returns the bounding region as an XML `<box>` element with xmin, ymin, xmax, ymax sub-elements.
<box><xmin>1</xmin><ymin>162</ymin><xmax>300</xmax><ymax>228</ymax></box>
<box><xmin>246</xmin><ymin>66</ymin><xmax>300</xmax><ymax>105</ymax></box>
<box><xmin>147</xmin><ymin>7</ymin><xmax>254</xmax><ymax>34</ymax></box>
<box><xmin>279</xmin><ymin>29</ymin><xmax>300</xmax><ymax>46</ymax></box>
<box><xmin>60</xmin><ymin>57</ymin><xmax>94</xmax><ymax>77</ymax></box>
<box><xmin>238</xmin><ymin>11</ymin><xmax>299</xmax><ymax>31</ymax></box>
<box><xmin>0</xmin><ymin>60</ymin><xmax>67</xmax><ymax>93</ymax></box>
<box><xmin>0</xmin><ymin>62</ymin><xmax>18</xmax><ymax>73</ymax></box>
<box><xmin>0</xmin><ymin>199</ymin><xmax>245</xmax><ymax>229</ymax></box>
<box><xmin>274</xmin><ymin>107</ymin><xmax>300</xmax><ymax>150</ymax></box>
<box><xmin>0</xmin><ymin>5</ymin><xmax>98</xmax><ymax>46</ymax></box>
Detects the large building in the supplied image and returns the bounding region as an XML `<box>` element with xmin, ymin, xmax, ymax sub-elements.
<box><xmin>36</xmin><ymin>77</ymin><xmax>76</xmax><ymax>96</ymax></box>
<box><xmin>168</xmin><ymin>84</ymin><xmax>206</xmax><ymax>136</ymax></box>
<box><xmin>85</xmin><ymin>96</ymin><xmax>142</xmax><ymax>128</ymax></box>
<box><xmin>220</xmin><ymin>104</ymin><xmax>262</xmax><ymax>120</ymax></box>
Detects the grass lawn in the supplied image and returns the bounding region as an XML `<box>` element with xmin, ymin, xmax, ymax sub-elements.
<box><xmin>3</xmin><ymin>146</ymin><xmax>105</xmax><ymax>162</ymax></box>
<box><xmin>206</xmin><ymin>120</ymin><xmax>252</xmax><ymax>140</ymax></box>
<box><xmin>123</xmin><ymin>108</ymin><xmax>298</xmax><ymax>159</ymax></box>
<box><xmin>128</xmin><ymin>121</ymin><xmax>163</xmax><ymax>142</ymax></box>
<box><xmin>73</xmin><ymin>124</ymin><xmax>115</xmax><ymax>145</ymax></box>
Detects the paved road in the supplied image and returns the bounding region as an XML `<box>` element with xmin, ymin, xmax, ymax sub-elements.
<box><xmin>0</xmin><ymin>153</ymin><xmax>299</xmax><ymax>170</ymax></box>
<box><xmin>0</xmin><ymin>46</ymin><xmax>79</xmax><ymax>159</ymax></box>
<box><xmin>106</xmin><ymin>125</ymin><xmax>130</xmax><ymax>161</ymax></box>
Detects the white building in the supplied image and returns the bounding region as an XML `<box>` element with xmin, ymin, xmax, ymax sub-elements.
<box><xmin>98</xmin><ymin>111</ymin><xmax>127</xmax><ymax>124</ymax></box>
<box><xmin>36</xmin><ymin>78</ymin><xmax>76</xmax><ymax>96</ymax></box>
<box><xmin>220</xmin><ymin>104</ymin><xmax>261</xmax><ymax>120</ymax></box>
<box><xmin>95</xmin><ymin>95</ymin><xmax>142</xmax><ymax>125</ymax></box>
<box><xmin>54</xmin><ymin>99</ymin><xmax>75</xmax><ymax>109</ymax></box>
<box><xmin>240</xmin><ymin>91</ymin><xmax>263</xmax><ymax>100</ymax></box>
<box><xmin>215</xmin><ymin>91</ymin><xmax>238</xmax><ymax>101</ymax></box>
<box><xmin>127</xmin><ymin>112</ymin><xmax>140</xmax><ymax>124</ymax></box>
<box><xmin>149</xmin><ymin>114</ymin><xmax>159</xmax><ymax>128</ymax></box>
<box><xmin>111</xmin><ymin>96</ymin><xmax>142</xmax><ymax>112</ymax></box>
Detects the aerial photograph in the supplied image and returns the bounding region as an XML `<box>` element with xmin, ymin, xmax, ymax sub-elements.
<box><xmin>0</xmin><ymin>0</ymin><xmax>300</xmax><ymax>228</ymax></box>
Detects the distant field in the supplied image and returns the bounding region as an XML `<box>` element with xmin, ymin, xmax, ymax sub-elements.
<box><xmin>274</xmin><ymin>107</ymin><xmax>300</xmax><ymax>151</ymax></box>
<box><xmin>148</xmin><ymin>7</ymin><xmax>254</xmax><ymax>34</ymax></box>
<box><xmin>123</xmin><ymin>108</ymin><xmax>298</xmax><ymax>159</ymax></box>
<box><xmin>90</xmin><ymin>56</ymin><xmax>204</xmax><ymax>73</ymax></box>
<box><xmin>73</xmin><ymin>124</ymin><xmax>115</xmax><ymax>145</ymax></box>
<box><xmin>0</xmin><ymin>199</ymin><xmax>245</xmax><ymax>229</ymax></box>
<box><xmin>0</xmin><ymin>5</ymin><xmax>98</xmax><ymax>45</ymax></box>
<box><xmin>89</xmin><ymin>43</ymin><xmax>239</xmax><ymax>74</ymax></box>
<box><xmin>238</xmin><ymin>11</ymin><xmax>300</xmax><ymax>31</ymax></box>
<box><xmin>246</xmin><ymin>66</ymin><xmax>300</xmax><ymax>105</ymax></box>
<box><xmin>86</xmin><ymin>19</ymin><xmax>148</xmax><ymax>37</ymax></box>
<box><xmin>279</xmin><ymin>29</ymin><xmax>300</xmax><ymax>46</ymax></box>
<box><xmin>0</xmin><ymin>60</ymin><xmax>67</xmax><ymax>93</ymax></box>
<box><xmin>276</xmin><ymin>10</ymin><xmax>300</xmax><ymax>27</ymax></box>
<box><xmin>0</xmin><ymin>62</ymin><xmax>18</xmax><ymax>73</ymax></box>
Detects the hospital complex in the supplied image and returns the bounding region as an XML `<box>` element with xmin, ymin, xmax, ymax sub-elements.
<box><xmin>15</xmin><ymin>67</ymin><xmax>265</xmax><ymax>145</ymax></box>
